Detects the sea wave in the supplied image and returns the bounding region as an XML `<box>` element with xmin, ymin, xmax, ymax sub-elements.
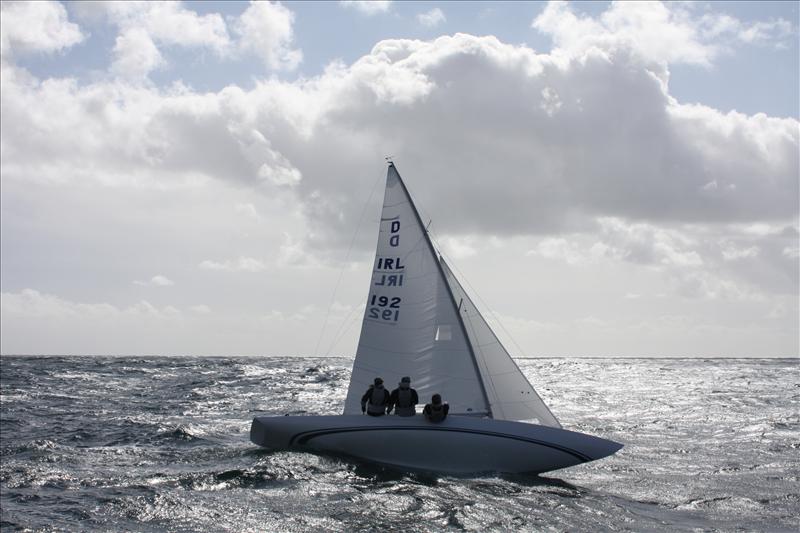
<box><xmin>1</xmin><ymin>356</ymin><xmax>798</xmax><ymax>532</ymax></box>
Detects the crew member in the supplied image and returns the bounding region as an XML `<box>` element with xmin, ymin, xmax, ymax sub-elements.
<box><xmin>361</xmin><ymin>377</ymin><xmax>390</xmax><ymax>416</ymax></box>
<box><xmin>423</xmin><ymin>393</ymin><xmax>449</xmax><ymax>422</ymax></box>
<box><xmin>387</xmin><ymin>376</ymin><xmax>419</xmax><ymax>416</ymax></box>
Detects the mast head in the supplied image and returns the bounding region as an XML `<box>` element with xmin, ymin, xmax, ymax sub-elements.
<box><xmin>385</xmin><ymin>155</ymin><xmax>394</xmax><ymax>166</ymax></box>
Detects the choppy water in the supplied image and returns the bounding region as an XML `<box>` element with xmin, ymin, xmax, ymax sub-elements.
<box><xmin>1</xmin><ymin>356</ymin><xmax>797</xmax><ymax>532</ymax></box>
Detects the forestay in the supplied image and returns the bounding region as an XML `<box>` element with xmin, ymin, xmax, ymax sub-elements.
<box><xmin>440</xmin><ymin>258</ymin><xmax>561</xmax><ymax>428</ymax></box>
<box><xmin>343</xmin><ymin>164</ymin><xmax>490</xmax><ymax>416</ymax></box>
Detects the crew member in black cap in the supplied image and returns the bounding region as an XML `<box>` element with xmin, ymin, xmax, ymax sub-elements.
<box><xmin>361</xmin><ymin>377</ymin><xmax>390</xmax><ymax>416</ymax></box>
<box><xmin>423</xmin><ymin>394</ymin><xmax>449</xmax><ymax>422</ymax></box>
<box><xmin>388</xmin><ymin>376</ymin><xmax>419</xmax><ymax>416</ymax></box>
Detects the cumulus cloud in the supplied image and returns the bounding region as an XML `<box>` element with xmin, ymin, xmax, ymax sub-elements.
<box><xmin>199</xmin><ymin>256</ymin><xmax>268</xmax><ymax>273</ymax></box>
<box><xmin>0</xmin><ymin>66</ymin><xmax>304</xmax><ymax>190</ymax></box>
<box><xmin>75</xmin><ymin>1</ymin><xmax>302</xmax><ymax>79</ymax></box>
<box><xmin>234</xmin><ymin>1</ymin><xmax>302</xmax><ymax>70</ymax></box>
<box><xmin>100</xmin><ymin>1</ymin><xmax>230</xmax><ymax>52</ymax></box>
<box><xmin>439</xmin><ymin>236</ymin><xmax>477</xmax><ymax>259</ymax></box>
<box><xmin>234</xmin><ymin>202</ymin><xmax>261</xmax><ymax>220</ymax></box>
<box><xmin>0</xmin><ymin>289</ymin><xmax>215</xmax><ymax>355</ymax></box>
<box><xmin>84</xmin><ymin>1</ymin><xmax>231</xmax><ymax>79</ymax></box>
<box><xmin>699</xmin><ymin>12</ymin><xmax>794</xmax><ymax>47</ymax></box>
<box><xmin>340</xmin><ymin>1</ymin><xmax>391</xmax><ymax>16</ymax></box>
<box><xmin>262</xmin><ymin>308</ymin><xmax>310</xmax><ymax>322</ymax></box>
<box><xmin>2</xmin><ymin>21</ymin><xmax>796</xmax><ymax>240</ymax></box>
<box><xmin>198</xmin><ymin>233</ymin><xmax>319</xmax><ymax>272</ymax></box>
<box><xmin>533</xmin><ymin>0</ymin><xmax>715</xmax><ymax>71</ymax></box>
<box><xmin>525</xmin><ymin>217</ymin><xmax>798</xmax><ymax>301</ymax></box>
<box><xmin>276</xmin><ymin>232</ymin><xmax>320</xmax><ymax>266</ymax></box>
<box><xmin>1</xmin><ymin>289</ymin><xmax>180</xmax><ymax>319</ymax></box>
<box><xmin>111</xmin><ymin>27</ymin><xmax>165</xmax><ymax>79</ymax></box>
<box><xmin>133</xmin><ymin>275</ymin><xmax>175</xmax><ymax>287</ymax></box>
<box><xmin>417</xmin><ymin>8</ymin><xmax>446</xmax><ymax>28</ymax></box>
<box><xmin>528</xmin><ymin>237</ymin><xmax>591</xmax><ymax>265</ymax></box>
<box><xmin>593</xmin><ymin>218</ymin><xmax>704</xmax><ymax>268</ymax></box>
<box><xmin>721</xmin><ymin>243</ymin><xmax>759</xmax><ymax>261</ymax></box>
<box><xmin>0</xmin><ymin>0</ymin><xmax>85</xmax><ymax>57</ymax></box>
<box><xmin>1</xmin><ymin>1</ymin><xmax>797</xmax><ymax>355</ymax></box>
<box><xmin>533</xmin><ymin>1</ymin><xmax>796</xmax><ymax>75</ymax></box>
<box><xmin>2</xmin><ymin>6</ymin><xmax>796</xmax><ymax>237</ymax></box>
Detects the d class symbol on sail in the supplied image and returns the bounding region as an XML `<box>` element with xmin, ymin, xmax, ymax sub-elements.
<box><xmin>250</xmin><ymin>162</ymin><xmax>623</xmax><ymax>474</ymax></box>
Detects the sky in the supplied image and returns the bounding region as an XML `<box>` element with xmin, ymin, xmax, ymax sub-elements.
<box><xmin>0</xmin><ymin>0</ymin><xmax>798</xmax><ymax>357</ymax></box>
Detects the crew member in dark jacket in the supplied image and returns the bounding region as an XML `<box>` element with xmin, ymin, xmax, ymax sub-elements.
<box><xmin>387</xmin><ymin>376</ymin><xmax>419</xmax><ymax>416</ymax></box>
<box><xmin>361</xmin><ymin>377</ymin><xmax>390</xmax><ymax>416</ymax></box>
<box><xmin>423</xmin><ymin>393</ymin><xmax>449</xmax><ymax>422</ymax></box>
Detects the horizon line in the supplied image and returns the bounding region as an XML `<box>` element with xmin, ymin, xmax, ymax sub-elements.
<box><xmin>1</xmin><ymin>354</ymin><xmax>797</xmax><ymax>360</ymax></box>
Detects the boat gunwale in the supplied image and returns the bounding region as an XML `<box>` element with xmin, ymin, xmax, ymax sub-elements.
<box><xmin>287</xmin><ymin>424</ymin><xmax>593</xmax><ymax>462</ymax></box>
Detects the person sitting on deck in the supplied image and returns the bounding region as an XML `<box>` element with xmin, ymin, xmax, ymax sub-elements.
<box><xmin>387</xmin><ymin>376</ymin><xmax>419</xmax><ymax>416</ymax></box>
<box><xmin>423</xmin><ymin>394</ymin><xmax>449</xmax><ymax>423</ymax></box>
<box><xmin>361</xmin><ymin>377</ymin><xmax>390</xmax><ymax>416</ymax></box>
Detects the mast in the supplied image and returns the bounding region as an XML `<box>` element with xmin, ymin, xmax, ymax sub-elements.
<box><xmin>389</xmin><ymin>162</ymin><xmax>493</xmax><ymax>417</ymax></box>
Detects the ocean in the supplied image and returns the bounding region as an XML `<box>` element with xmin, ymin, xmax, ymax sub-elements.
<box><xmin>1</xmin><ymin>356</ymin><xmax>797</xmax><ymax>532</ymax></box>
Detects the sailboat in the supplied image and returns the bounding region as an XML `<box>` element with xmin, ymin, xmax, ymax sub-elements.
<box><xmin>250</xmin><ymin>162</ymin><xmax>622</xmax><ymax>474</ymax></box>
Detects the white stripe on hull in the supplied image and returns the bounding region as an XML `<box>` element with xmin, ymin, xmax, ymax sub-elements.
<box><xmin>251</xmin><ymin>415</ymin><xmax>622</xmax><ymax>475</ymax></box>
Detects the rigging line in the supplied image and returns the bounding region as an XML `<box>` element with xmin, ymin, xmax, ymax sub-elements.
<box><xmin>323</xmin><ymin>304</ymin><xmax>363</xmax><ymax>357</ymax></box>
<box><xmin>313</xmin><ymin>170</ymin><xmax>384</xmax><ymax>358</ymax></box>
<box><xmin>324</xmin><ymin>312</ymin><xmax>362</xmax><ymax>357</ymax></box>
<box><xmin>427</xmin><ymin>228</ymin><xmax>531</xmax><ymax>360</ymax></box>
<box><xmin>321</xmin><ymin>196</ymin><xmax>430</xmax><ymax>358</ymax></box>
<box><xmin>432</xmin><ymin>234</ymin><xmax>561</xmax><ymax>426</ymax></box>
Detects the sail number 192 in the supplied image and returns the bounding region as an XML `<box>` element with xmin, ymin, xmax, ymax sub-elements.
<box><xmin>368</xmin><ymin>294</ymin><xmax>400</xmax><ymax>322</ymax></box>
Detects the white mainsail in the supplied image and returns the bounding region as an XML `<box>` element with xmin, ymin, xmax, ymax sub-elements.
<box><xmin>440</xmin><ymin>259</ymin><xmax>561</xmax><ymax>428</ymax></box>
<box><xmin>344</xmin><ymin>163</ymin><xmax>559</xmax><ymax>428</ymax></box>
<box><xmin>343</xmin><ymin>163</ymin><xmax>491</xmax><ymax>415</ymax></box>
